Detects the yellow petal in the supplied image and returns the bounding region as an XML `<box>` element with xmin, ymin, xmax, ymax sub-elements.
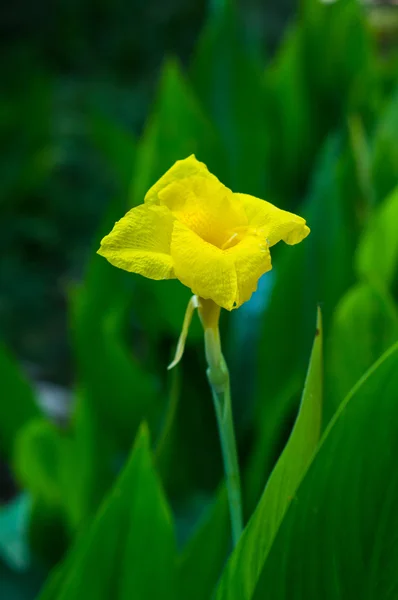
<box><xmin>171</xmin><ymin>220</ymin><xmax>237</xmax><ymax>310</ymax></box>
<box><xmin>226</xmin><ymin>233</ymin><xmax>272</xmax><ymax>307</ymax></box>
<box><xmin>158</xmin><ymin>177</ymin><xmax>247</xmax><ymax>248</ymax></box>
<box><xmin>98</xmin><ymin>204</ymin><xmax>175</xmax><ymax>280</ymax></box>
<box><xmin>236</xmin><ymin>193</ymin><xmax>310</xmax><ymax>247</ymax></box>
<box><xmin>170</xmin><ymin>221</ymin><xmax>271</xmax><ymax>310</ymax></box>
<box><xmin>144</xmin><ymin>155</ymin><xmax>218</xmax><ymax>205</ymax></box>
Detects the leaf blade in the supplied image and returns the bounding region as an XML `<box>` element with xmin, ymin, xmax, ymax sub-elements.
<box><xmin>216</xmin><ymin>308</ymin><xmax>323</xmax><ymax>600</ymax></box>
<box><xmin>253</xmin><ymin>341</ymin><xmax>398</xmax><ymax>599</ymax></box>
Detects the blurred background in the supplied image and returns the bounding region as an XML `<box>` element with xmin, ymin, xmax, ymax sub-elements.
<box><xmin>1</xmin><ymin>0</ymin><xmax>398</xmax><ymax>598</ymax></box>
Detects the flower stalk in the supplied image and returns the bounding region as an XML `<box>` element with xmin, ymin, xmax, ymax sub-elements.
<box><xmin>199</xmin><ymin>300</ymin><xmax>243</xmax><ymax>546</ymax></box>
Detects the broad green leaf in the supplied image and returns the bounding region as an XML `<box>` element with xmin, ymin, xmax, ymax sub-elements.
<box><xmin>325</xmin><ymin>282</ymin><xmax>398</xmax><ymax>420</ymax></box>
<box><xmin>0</xmin><ymin>343</ymin><xmax>41</xmax><ymax>458</ymax></box>
<box><xmin>253</xmin><ymin>340</ymin><xmax>398</xmax><ymax>599</ymax></box>
<box><xmin>39</xmin><ymin>424</ymin><xmax>178</xmax><ymax>600</ymax></box>
<box><xmin>36</xmin><ymin>562</ymin><xmax>64</xmax><ymax>600</ymax></box>
<box><xmin>13</xmin><ymin>403</ymin><xmax>113</xmax><ymax>557</ymax></box>
<box><xmin>216</xmin><ymin>308</ymin><xmax>322</xmax><ymax>600</ymax></box>
<box><xmin>244</xmin><ymin>376</ymin><xmax>302</xmax><ymax>515</ymax></box>
<box><xmin>356</xmin><ymin>185</ymin><xmax>398</xmax><ymax>289</ymax></box>
<box><xmin>179</xmin><ymin>486</ymin><xmax>230</xmax><ymax>600</ymax></box>
<box><xmin>190</xmin><ymin>0</ymin><xmax>267</xmax><ymax>195</ymax></box>
<box><xmin>371</xmin><ymin>85</ymin><xmax>398</xmax><ymax>202</ymax></box>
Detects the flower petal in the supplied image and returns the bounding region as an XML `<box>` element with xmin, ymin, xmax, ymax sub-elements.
<box><xmin>236</xmin><ymin>193</ymin><xmax>310</xmax><ymax>247</ymax></box>
<box><xmin>145</xmin><ymin>155</ymin><xmax>218</xmax><ymax>205</ymax></box>
<box><xmin>159</xmin><ymin>177</ymin><xmax>247</xmax><ymax>248</ymax></box>
<box><xmin>171</xmin><ymin>220</ymin><xmax>237</xmax><ymax>310</ymax></box>
<box><xmin>98</xmin><ymin>204</ymin><xmax>175</xmax><ymax>280</ymax></box>
<box><xmin>227</xmin><ymin>233</ymin><xmax>272</xmax><ymax>307</ymax></box>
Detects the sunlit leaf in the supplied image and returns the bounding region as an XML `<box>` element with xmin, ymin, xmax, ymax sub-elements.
<box><xmin>253</xmin><ymin>341</ymin><xmax>398</xmax><ymax>599</ymax></box>
<box><xmin>216</xmin><ymin>308</ymin><xmax>322</xmax><ymax>600</ymax></box>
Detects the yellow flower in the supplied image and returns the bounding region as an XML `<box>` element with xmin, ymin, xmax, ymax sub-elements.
<box><xmin>98</xmin><ymin>155</ymin><xmax>310</xmax><ymax>310</ymax></box>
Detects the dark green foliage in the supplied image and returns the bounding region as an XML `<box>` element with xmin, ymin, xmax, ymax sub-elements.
<box><xmin>2</xmin><ymin>0</ymin><xmax>398</xmax><ymax>598</ymax></box>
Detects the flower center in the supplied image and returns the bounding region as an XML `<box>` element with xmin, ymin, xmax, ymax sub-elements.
<box><xmin>221</xmin><ymin>232</ymin><xmax>241</xmax><ymax>250</ymax></box>
<box><xmin>221</xmin><ymin>226</ymin><xmax>259</xmax><ymax>250</ymax></box>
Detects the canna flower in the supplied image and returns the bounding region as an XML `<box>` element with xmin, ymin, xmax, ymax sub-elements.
<box><xmin>98</xmin><ymin>155</ymin><xmax>309</xmax><ymax>310</ymax></box>
<box><xmin>98</xmin><ymin>155</ymin><xmax>311</xmax><ymax>545</ymax></box>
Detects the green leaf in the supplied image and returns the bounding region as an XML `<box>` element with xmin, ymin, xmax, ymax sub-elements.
<box><xmin>216</xmin><ymin>308</ymin><xmax>322</xmax><ymax>600</ymax></box>
<box><xmin>356</xmin><ymin>185</ymin><xmax>398</xmax><ymax>289</ymax></box>
<box><xmin>39</xmin><ymin>424</ymin><xmax>178</xmax><ymax>600</ymax></box>
<box><xmin>244</xmin><ymin>376</ymin><xmax>302</xmax><ymax>514</ymax></box>
<box><xmin>190</xmin><ymin>0</ymin><xmax>267</xmax><ymax>195</ymax></box>
<box><xmin>253</xmin><ymin>340</ymin><xmax>398</xmax><ymax>599</ymax></box>
<box><xmin>325</xmin><ymin>282</ymin><xmax>398</xmax><ymax>420</ymax></box>
<box><xmin>14</xmin><ymin>419</ymin><xmax>63</xmax><ymax>505</ymax></box>
<box><xmin>371</xmin><ymin>85</ymin><xmax>398</xmax><ymax>203</ymax></box>
<box><xmin>0</xmin><ymin>343</ymin><xmax>41</xmax><ymax>458</ymax></box>
<box><xmin>179</xmin><ymin>486</ymin><xmax>230</xmax><ymax>600</ymax></box>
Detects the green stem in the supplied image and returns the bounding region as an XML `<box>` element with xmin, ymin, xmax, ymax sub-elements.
<box><xmin>204</xmin><ymin>329</ymin><xmax>243</xmax><ymax>546</ymax></box>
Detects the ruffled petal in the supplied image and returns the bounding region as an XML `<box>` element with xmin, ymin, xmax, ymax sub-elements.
<box><xmin>144</xmin><ymin>155</ymin><xmax>219</xmax><ymax>205</ymax></box>
<box><xmin>227</xmin><ymin>233</ymin><xmax>272</xmax><ymax>308</ymax></box>
<box><xmin>235</xmin><ymin>193</ymin><xmax>310</xmax><ymax>247</ymax></box>
<box><xmin>98</xmin><ymin>204</ymin><xmax>175</xmax><ymax>280</ymax></box>
<box><xmin>159</xmin><ymin>177</ymin><xmax>247</xmax><ymax>248</ymax></box>
<box><xmin>171</xmin><ymin>220</ymin><xmax>237</xmax><ymax>310</ymax></box>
